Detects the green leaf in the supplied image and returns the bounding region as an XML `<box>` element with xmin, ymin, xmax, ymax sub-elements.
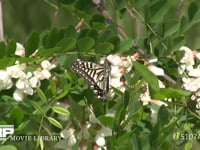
<box><xmin>119</xmin><ymin>38</ymin><xmax>134</xmax><ymax>53</ymax></box>
<box><xmin>118</xmin><ymin>108</ymin><xmax>126</xmax><ymax>126</ymax></box>
<box><xmin>192</xmin><ymin>9</ymin><xmax>200</xmax><ymax>24</ymax></box>
<box><xmin>0</xmin><ymin>58</ymin><xmax>16</xmax><ymax>69</ymax></box>
<box><xmin>37</xmin><ymin>47</ymin><xmax>58</xmax><ymax>58</ymax></box>
<box><xmin>0</xmin><ymin>103</ymin><xmax>12</xmax><ymax>116</ymax></box>
<box><xmin>49</xmin><ymin>79</ymin><xmax>57</xmax><ymax>96</ymax></box>
<box><xmin>131</xmin><ymin>134</ymin><xmax>142</xmax><ymax>150</ymax></box>
<box><xmin>90</xmin><ymin>14</ymin><xmax>106</xmax><ymax>30</ymax></box>
<box><xmin>114</xmin><ymin>0</ymin><xmax>128</xmax><ymax>10</ymax></box>
<box><xmin>38</xmin><ymin>138</ymin><xmax>44</xmax><ymax>150</ymax></box>
<box><xmin>57</xmin><ymin>38</ymin><xmax>77</xmax><ymax>52</ymax></box>
<box><xmin>150</xmin><ymin>0</ymin><xmax>170</xmax><ymax>23</ymax></box>
<box><xmin>0</xmin><ymin>145</ymin><xmax>17</xmax><ymax>150</ymax></box>
<box><xmin>15</xmin><ymin>120</ymin><xmax>30</xmax><ymax>132</ymax></box>
<box><xmin>62</xmin><ymin>3</ymin><xmax>75</xmax><ymax>12</ymax></box>
<box><xmin>180</xmin><ymin>16</ymin><xmax>189</xmax><ymax>33</ymax></box>
<box><xmin>157</xmin><ymin>105</ymin><xmax>169</xmax><ymax>127</ymax></box>
<box><xmin>25</xmin><ymin>32</ymin><xmax>39</xmax><ymax>56</ymax></box>
<box><xmin>65</xmin><ymin>26</ymin><xmax>77</xmax><ymax>38</ymax></box>
<box><xmin>188</xmin><ymin>2</ymin><xmax>198</xmax><ymax>21</ymax></box>
<box><xmin>43</xmin><ymin>28</ymin><xmax>58</xmax><ymax>48</ymax></box>
<box><xmin>133</xmin><ymin>61</ymin><xmax>159</xmax><ymax>91</ymax></box>
<box><xmin>47</xmin><ymin>117</ymin><xmax>63</xmax><ymax>129</ymax></box>
<box><xmin>74</xmin><ymin>0</ymin><xmax>94</xmax><ymax>17</ymax></box>
<box><xmin>52</xmin><ymin>106</ymin><xmax>70</xmax><ymax>116</ymax></box>
<box><xmin>98</xmin><ymin>116</ymin><xmax>115</xmax><ymax>127</ymax></box>
<box><xmin>58</xmin><ymin>0</ymin><xmax>74</xmax><ymax>5</ymax></box>
<box><xmin>16</xmin><ymin>57</ymin><xmax>35</xmax><ymax>64</ymax></box>
<box><xmin>0</xmin><ymin>42</ymin><xmax>6</xmax><ymax>58</ymax></box>
<box><xmin>31</xmin><ymin>101</ymin><xmax>42</xmax><ymax>112</ymax></box>
<box><xmin>154</xmin><ymin>88</ymin><xmax>190</xmax><ymax>100</ymax></box>
<box><xmin>116</xmin><ymin>133</ymin><xmax>132</xmax><ymax>148</ymax></box>
<box><xmin>36</xmin><ymin>88</ymin><xmax>47</xmax><ymax>103</ymax></box>
<box><xmin>123</xmin><ymin>90</ymin><xmax>130</xmax><ymax>109</ymax></box>
<box><xmin>180</xmin><ymin>9</ymin><xmax>200</xmax><ymax>33</ymax></box>
<box><xmin>95</xmin><ymin>42</ymin><xmax>114</xmax><ymax>54</ymax></box>
<box><xmin>56</xmin><ymin>84</ymin><xmax>71</xmax><ymax>100</ymax></box>
<box><xmin>7</xmin><ymin>40</ymin><xmax>16</xmax><ymax>56</ymax></box>
<box><xmin>185</xmin><ymin>142</ymin><xmax>193</xmax><ymax>150</ymax></box>
<box><xmin>171</xmin><ymin>37</ymin><xmax>186</xmax><ymax>52</ymax></box>
<box><xmin>78</xmin><ymin>99</ymin><xmax>87</xmax><ymax>106</ymax></box>
<box><xmin>164</xmin><ymin>21</ymin><xmax>179</xmax><ymax>38</ymax></box>
<box><xmin>10</xmin><ymin>107</ymin><xmax>24</xmax><ymax>125</ymax></box>
<box><xmin>77</xmin><ymin>37</ymin><xmax>95</xmax><ymax>52</ymax></box>
<box><xmin>91</xmin><ymin>22</ymin><xmax>106</xmax><ymax>30</ymax></box>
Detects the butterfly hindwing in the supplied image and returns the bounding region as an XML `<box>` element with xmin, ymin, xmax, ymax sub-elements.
<box><xmin>71</xmin><ymin>59</ymin><xmax>110</xmax><ymax>99</ymax></box>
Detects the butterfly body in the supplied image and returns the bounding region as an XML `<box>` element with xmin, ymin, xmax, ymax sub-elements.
<box><xmin>71</xmin><ymin>59</ymin><xmax>111</xmax><ymax>99</ymax></box>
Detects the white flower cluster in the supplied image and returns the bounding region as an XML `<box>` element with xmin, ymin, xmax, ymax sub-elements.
<box><xmin>0</xmin><ymin>43</ymin><xmax>56</xmax><ymax>101</ymax></box>
<box><xmin>105</xmin><ymin>54</ymin><xmax>167</xmax><ymax>106</ymax></box>
<box><xmin>89</xmin><ymin>111</ymin><xmax>112</xmax><ymax>150</ymax></box>
<box><xmin>103</xmin><ymin>54</ymin><xmax>136</xmax><ymax>98</ymax></box>
<box><xmin>179</xmin><ymin>46</ymin><xmax>200</xmax><ymax>110</ymax></box>
<box><xmin>57</xmin><ymin>111</ymin><xmax>113</xmax><ymax>150</ymax></box>
<box><xmin>57</xmin><ymin>127</ymin><xmax>76</xmax><ymax>149</ymax></box>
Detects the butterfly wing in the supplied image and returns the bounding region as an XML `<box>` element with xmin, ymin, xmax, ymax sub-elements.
<box><xmin>71</xmin><ymin>59</ymin><xmax>110</xmax><ymax>99</ymax></box>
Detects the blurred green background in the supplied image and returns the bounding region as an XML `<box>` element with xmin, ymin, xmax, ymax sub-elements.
<box><xmin>2</xmin><ymin>0</ymin><xmax>200</xmax><ymax>49</ymax></box>
<box><xmin>3</xmin><ymin>0</ymin><xmax>76</xmax><ymax>42</ymax></box>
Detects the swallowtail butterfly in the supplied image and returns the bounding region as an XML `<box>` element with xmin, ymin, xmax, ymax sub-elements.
<box><xmin>71</xmin><ymin>59</ymin><xmax>111</xmax><ymax>99</ymax></box>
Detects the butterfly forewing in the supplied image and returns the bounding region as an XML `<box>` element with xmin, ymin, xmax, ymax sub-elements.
<box><xmin>71</xmin><ymin>59</ymin><xmax>110</xmax><ymax>99</ymax></box>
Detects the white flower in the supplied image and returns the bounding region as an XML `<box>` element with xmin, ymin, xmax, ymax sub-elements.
<box><xmin>29</xmin><ymin>76</ymin><xmax>41</xmax><ymax>88</ymax></box>
<box><xmin>16</xmin><ymin>72</ymin><xmax>34</xmax><ymax>95</ymax></box>
<box><xmin>15</xmin><ymin>43</ymin><xmax>25</xmax><ymax>57</ymax></box>
<box><xmin>178</xmin><ymin>64</ymin><xmax>186</xmax><ymax>74</ymax></box>
<box><xmin>0</xmin><ymin>70</ymin><xmax>13</xmax><ymax>90</ymax></box>
<box><xmin>140</xmin><ymin>92</ymin><xmax>152</xmax><ymax>105</ymax></box>
<box><xmin>188</xmin><ymin>66</ymin><xmax>200</xmax><ymax>77</ymax></box>
<box><xmin>110</xmin><ymin>77</ymin><xmax>124</xmax><ymax>90</ymax></box>
<box><xmin>148</xmin><ymin>57</ymin><xmax>158</xmax><ymax>63</ymax></box>
<box><xmin>13</xmin><ymin>89</ymin><xmax>24</xmax><ymax>101</ymax></box>
<box><xmin>148</xmin><ymin>65</ymin><xmax>165</xmax><ymax>76</ymax></box>
<box><xmin>182</xmin><ymin>77</ymin><xmax>200</xmax><ymax>92</ymax></box>
<box><xmin>195</xmin><ymin>52</ymin><xmax>200</xmax><ymax>60</ymax></box>
<box><xmin>56</xmin><ymin>128</ymin><xmax>76</xmax><ymax>150</ymax></box>
<box><xmin>110</xmin><ymin>66</ymin><xmax>122</xmax><ymax>78</ymax></box>
<box><xmin>6</xmin><ymin>63</ymin><xmax>26</xmax><ymax>78</ymax></box>
<box><xmin>95</xmin><ymin>135</ymin><xmax>105</xmax><ymax>147</ymax></box>
<box><xmin>158</xmin><ymin>80</ymin><xmax>165</xmax><ymax>88</ymax></box>
<box><xmin>121</xmin><ymin>56</ymin><xmax>133</xmax><ymax>70</ymax></box>
<box><xmin>82</xmin><ymin>123</ymin><xmax>91</xmax><ymax>139</ymax></box>
<box><xmin>107</xmin><ymin>55</ymin><xmax>122</xmax><ymax>66</ymax></box>
<box><xmin>97</xmin><ymin>127</ymin><xmax>112</xmax><ymax>137</ymax></box>
<box><xmin>95</xmin><ymin>127</ymin><xmax>112</xmax><ymax>149</ymax></box>
<box><xmin>195</xmin><ymin>90</ymin><xmax>200</xmax><ymax>97</ymax></box>
<box><xmin>41</xmin><ymin>69</ymin><xmax>51</xmax><ymax>79</ymax></box>
<box><xmin>179</xmin><ymin>46</ymin><xmax>200</xmax><ymax>112</ymax></box>
<box><xmin>33</xmin><ymin>60</ymin><xmax>56</xmax><ymax>80</ymax></box>
<box><xmin>60</xmin><ymin>128</ymin><xmax>76</xmax><ymax>146</ymax></box>
<box><xmin>41</xmin><ymin>60</ymin><xmax>56</xmax><ymax>70</ymax></box>
<box><xmin>33</xmin><ymin>69</ymin><xmax>52</xmax><ymax>80</ymax></box>
<box><xmin>104</xmin><ymin>55</ymin><xmax>127</xmax><ymax>94</ymax></box>
<box><xmin>89</xmin><ymin>112</ymin><xmax>99</xmax><ymax>124</ymax></box>
<box><xmin>179</xmin><ymin>46</ymin><xmax>194</xmax><ymax>70</ymax></box>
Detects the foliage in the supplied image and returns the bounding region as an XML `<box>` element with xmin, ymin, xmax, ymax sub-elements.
<box><xmin>1</xmin><ymin>0</ymin><xmax>200</xmax><ymax>150</ymax></box>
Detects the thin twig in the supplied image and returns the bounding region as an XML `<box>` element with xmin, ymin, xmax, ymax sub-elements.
<box><xmin>93</xmin><ymin>0</ymin><xmax>176</xmax><ymax>85</ymax></box>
